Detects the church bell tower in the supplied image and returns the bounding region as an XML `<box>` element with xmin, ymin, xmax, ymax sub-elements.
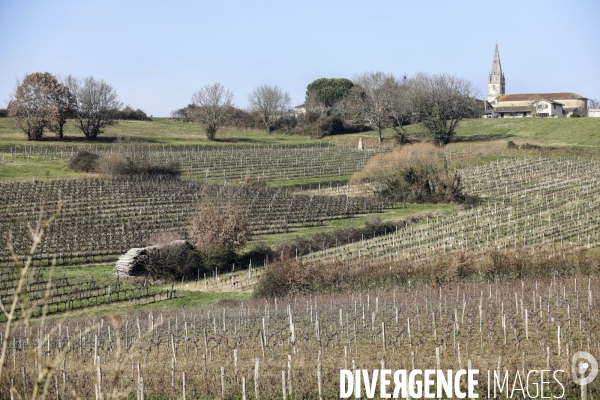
<box><xmin>488</xmin><ymin>44</ymin><xmax>505</xmax><ymax>103</ymax></box>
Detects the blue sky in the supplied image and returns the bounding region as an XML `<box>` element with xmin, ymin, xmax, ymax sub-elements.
<box><xmin>1</xmin><ymin>0</ymin><xmax>599</xmax><ymax>116</ymax></box>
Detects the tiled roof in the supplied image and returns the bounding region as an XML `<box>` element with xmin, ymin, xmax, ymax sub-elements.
<box><xmin>534</xmin><ymin>99</ymin><xmax>564</xmax><ymax>106</ymax></box>
<box><xmin>498</xmin><ymin>93</ymin><xmax>587</xmax><ymax>101</ymax></box>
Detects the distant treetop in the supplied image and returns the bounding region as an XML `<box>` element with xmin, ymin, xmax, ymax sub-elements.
<box><xmin>306</xmin><ymin>78</ymin><xmax>354</xmax><ymax>108</ymax></box>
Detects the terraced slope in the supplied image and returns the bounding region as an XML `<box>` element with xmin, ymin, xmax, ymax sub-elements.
<box><xmin>1</xmin><ymin>143</ymin><xmax>382</xmax><ymax>183</ymax></box>
<box><xmin>308</xmin><ymin>157</ymin><xmax>600</xmax><ymax>264</ymax></box>
<box><xmin>0</xmin><ymin>178</ymin><xmax>386</xmax><ymax>266</ymax></box>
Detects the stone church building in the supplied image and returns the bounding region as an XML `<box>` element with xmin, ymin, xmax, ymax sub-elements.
<box><xmin>483</xmin><ymin>45</ymin><xmax>588</xmax><ymax>118</ymax></box>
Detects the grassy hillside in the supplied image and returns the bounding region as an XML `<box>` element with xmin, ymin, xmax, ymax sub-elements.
<box><xmin>1</xmin><ymin>116</ymin><xmax>599</xmax><ymax>150</ymax></box>
<box><xmin>328</xmin><ymin>117</ymin><xmax>600</xmax><ymax>148</ymax></box>
<box><xmin>2</xmin><ymin>116</ymin><xmax>599</xmax><ymax>182</ymax></box>
<box><xmin>456</xmin><ymin>117</ymin><xmax>600</xmax><ymax>147</ymax></box>
<box><xmin>0</xmin><ymin>117</ymin><xmax>323</xmax><ymax>182</ymax></box>
<box><xmin>417</xmin><ymin>116</ymin><xmax>600</xmax><ymax>147</ymax></box>
<box><xmin>2</xmin><ymin>116</ymin><xmax>599</xmax><ymax>148</ymax></box>
<box><xmin>0</xmin><ymin>117</ymin><xmax>320</xmax><ymax>147</ymax></box>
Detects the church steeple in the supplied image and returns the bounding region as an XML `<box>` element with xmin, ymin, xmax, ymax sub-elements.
<box><xmin>487</xmin><ymin>44</ymin><xmax>505</xmax><ymax>103</ymax></box>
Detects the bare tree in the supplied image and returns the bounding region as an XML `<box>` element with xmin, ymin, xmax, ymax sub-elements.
<box><xmin>146</xmin><ymin>238</ymin><xmax>202</xmax><ymax>281</ymax></box>
<box><xmin>189</xmin><ymin>83</ymin><xmax>234</xmax><ymax>141</ymax></box>
<box><xmin>48</xmin><ymin>77</ymin><xmax>74</xmax><ymax>139</ymax></box>
<box><xmin>66</xmin><ymin>76</ymin><xmax>122</xmax><ymax>140</ymax></box>
<box><xmin>349</xmin><ymin>72</ymin><xmax>398</xmax><ymax>144</ymax></box>
<box><xmin>409</xmin><ymin>73</ymin><xmax>480</xmax><ymax>146</ymax></box>
<box><xmin>304</xmin><ymin>90</ymin><xmax>329</xmax><ymax>117</ymax></box>
<box><xmin>387</xmin><ymin>75</ymin><xmax>412</xmax><ymax>143</ymax></box>
<box><xmin>589</xmin><ymin>98</ymin><xmax>600</xmax><ymax>109</ymax></box>
<box><xmin>247</xmin><ymin>85</ymin><xmax>291</xmax><ymax>132</ymax></box>
<box><xmin>7</xmin><ymin>72</ymin><xmax>73</xmax><ymax>140</ymax></box>
<box><xmin>188</xmin><ymin>202</ymin><xmax>250</xmax><ymax>252</ymax></box>
<box><xmin>188</xmin><ymin>200</ymin><xmax>251</xmax><ymax>269</ymax></box>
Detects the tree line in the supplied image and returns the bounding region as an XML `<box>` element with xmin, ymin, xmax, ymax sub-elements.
<box><xmin>6</xmin><ymin>70</ymin><xmax>485</xmax><ymax>145</ymax></box>
<box><xmin>171</xmin><ymin>83</ymin><xmax>293</xmax><ymax>139</ymax></box>
<box><xmin>5</xmin><ymin>72</ymin><xmax>149</xmax><ymax>141</ymax></box>
<box><xmin>175</xmin><ymin>72</ymin><xmax>483</xmax><ymax>146</ymax></box>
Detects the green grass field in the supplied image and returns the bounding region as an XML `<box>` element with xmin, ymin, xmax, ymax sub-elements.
<box><xmin>0</xmin><ymin>156</ymin><xmax>91</xmax><ymax>181</ymax></box>
<box><xmin>2</xmin><ymin>116</ymin><xmax>599</xmax><ymax>149</ymax></box>
<box><xmin>0</xmin><ymin>117</ymin><xmax>320</xmax><ymax>147</ymax></box>
<box><xmin>458</xmin><ymin>117</ymin><xmax>600</xmax><ymax>146</ymax></box>
<box><xmin>329</xmin><ymin>116</ymin><xmax>600</xmax><ymax>148</ymax></box>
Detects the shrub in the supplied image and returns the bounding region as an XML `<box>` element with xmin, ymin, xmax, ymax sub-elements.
<box><xmin>520</xmin><ymin>142</ymin><xmax>541</xmax><ymax>150</ymax></box>
<box><xmin>364</xmin><ymin>214</ymin><xmax>382</xmax><ymax>231</ymax></box>
<box><xmin>342</xmin><ymin>120</ymin><xmax>371</xmax><ymax>134</ymax></box>
<box><xmin>94</xmin><ymin>153</ymin><xmax>181</xmax><ymax>178</ymax></box>
<box><xmin>254</xmin><ymin>247</ymin><xmax>600</xmax><ymax>297</ymax></box>
<box><xmin>271</xmin><ymin>114</ymin><xmax>297</xmax><ymax>133</ymax></box>
<box><xmin>352</xmin><ymin>143</ymin><xmax>466</xmax><ymax>203</ymax></box>
<box><xmin>67</xmin><ymin>150</ymin><xmax>99</xmax><ymax>172</ymax></box>
<box><xmin>95</xmin><ymin>153</ymin><xmax>138</xmax><ymax>175</ymax></box>
<box><xmin>303</xmin><ymin>111</ymin><xmax>320</xmax><ymax>124</ymax></box>
<box><xmin>284</xmin><ymin>115</ymin><xmax>367</xmax><ymax>138</ymax></box>
<box><xmin>313</xmin><ymin>116</ymin><xmax>344</xmax><ymax>138</ymax></box>
<box><xmin>0</xmin><ymin>109</ymin><xmax>8</xmax><ymax>118</ymax></box>
<box><xmin>143</xmin><ymin>160</ymin><xmax>182</xmax><ymax>178</ymax></box>
<box><xmin>507</xmin><ymin>141</ymin><xmax>543</xmax><ymax>150</ymax></box>
<box><xmin>117</xmin><ymin>106</ymin><xmax>151</xmax><ymax>121</ymax></box>
<box><xmin>170</xmin><ymin>105</ymin><xmax>194</xmax><ymax>122</ymax></box>
<box><xmin>239</xmin><ymin>241</ymin><xmax>274</xmax><ymax>267</ymax></box>
<box><xmin>254</xmin><ymin>259</ymin><xmax>347</xmax><ymax>297</ymax></box>
<box><xmin>188</xmin><ymin>201</ymin><xmax>251</xmax><ymax>271</ymax></box>
<box><xmin>146</xmin><ymin>240</ymin><xmax>204</xmax><ymax>281</ymax></box>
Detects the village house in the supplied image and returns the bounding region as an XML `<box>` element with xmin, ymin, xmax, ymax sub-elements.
<box><xmin>483</xmin><ymin>45</ymin><xmax>588</xmax><ymax>118</ymax></box>
<box><xmin>293</xmin><ymin>103</ymin><xmax>306</xmax><ymax>118</ymax></box>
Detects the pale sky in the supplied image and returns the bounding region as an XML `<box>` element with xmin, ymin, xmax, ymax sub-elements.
<box><xmin>1</xmin><ymin>0</ymin><xmax>599</xmax><ymax>116</ymax></box>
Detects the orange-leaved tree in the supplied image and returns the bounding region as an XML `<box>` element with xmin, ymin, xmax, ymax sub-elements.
<box><xmin>8</xmin><ymin>72</ymin><xmax>73</xmax><ymax>140</ymax></box>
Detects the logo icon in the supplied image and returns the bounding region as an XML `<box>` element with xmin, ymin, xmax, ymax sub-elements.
<box><xmin>572</xmin><ymin>351</ymin><xmax>598</xmax><ymax>385</ymax></box>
